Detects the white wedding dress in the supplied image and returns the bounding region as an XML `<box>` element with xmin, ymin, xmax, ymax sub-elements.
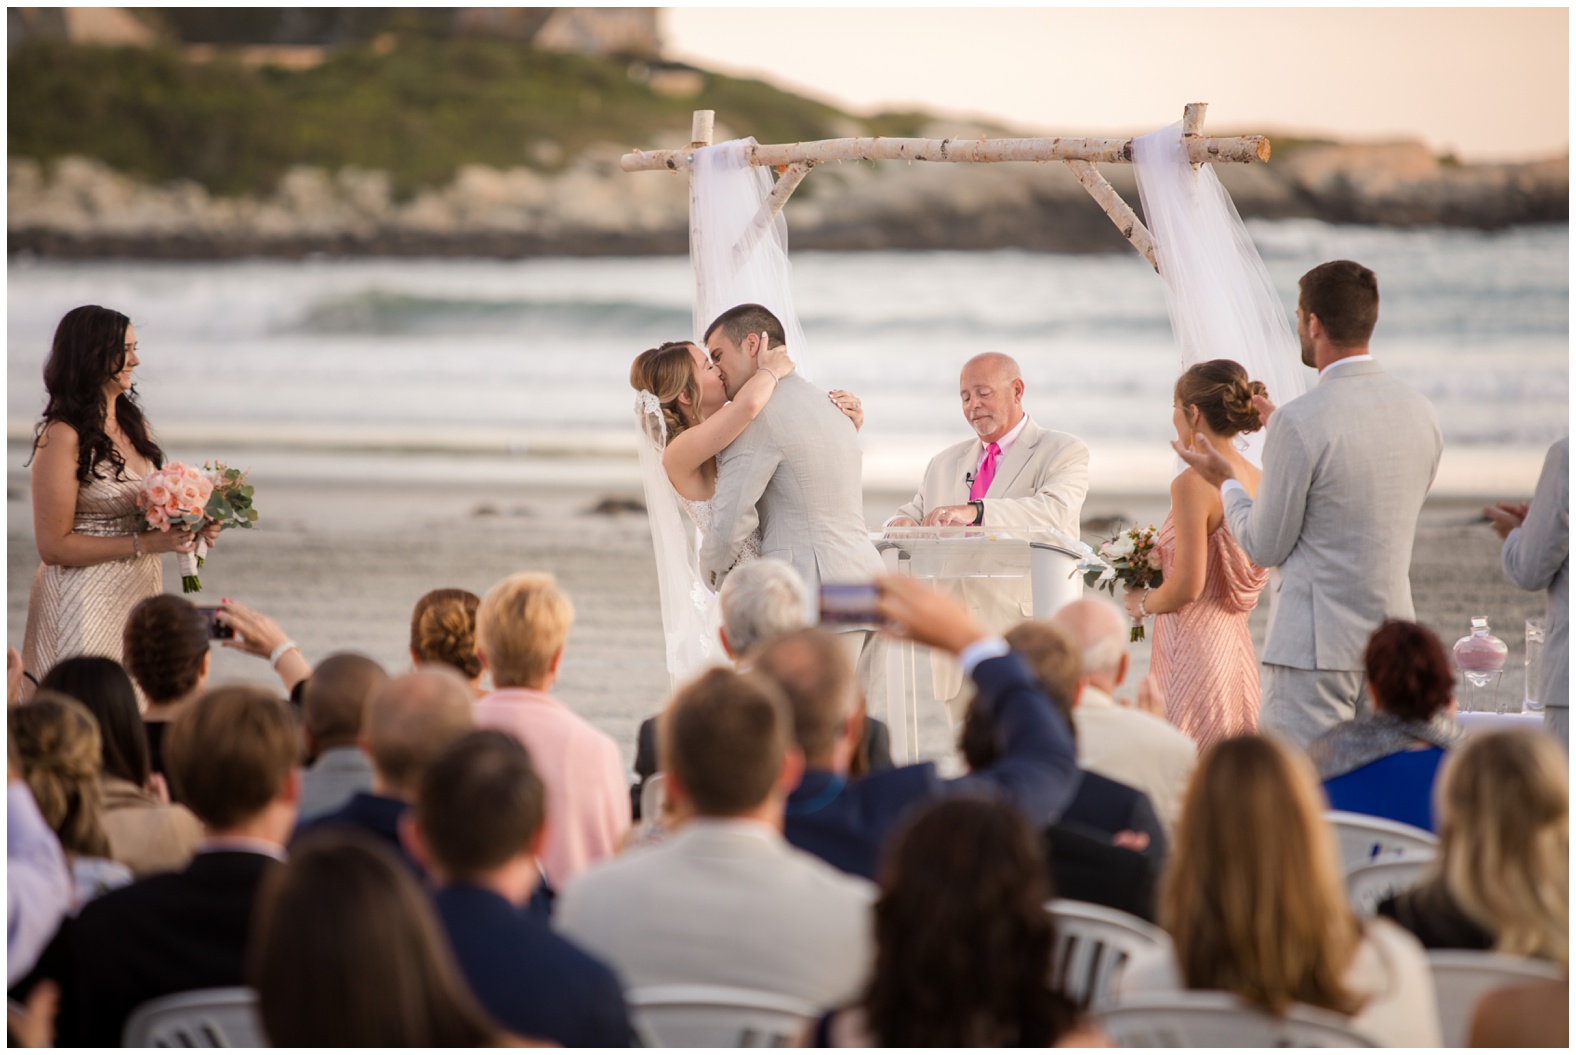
<box><xmin>676</xmin><ymin>494</ymin><xmax>763</xmax><ymax>566</ymax></box>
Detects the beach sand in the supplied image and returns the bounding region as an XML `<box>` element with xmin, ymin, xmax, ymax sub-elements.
<box><xmin>7</xmin><ymin>461</ymin><xmax>1549</xmax><ymax>771</ymax></box>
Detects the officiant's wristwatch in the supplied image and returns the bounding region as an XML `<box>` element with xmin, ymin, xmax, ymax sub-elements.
<box><xmin>969</xmin><ymin>500</ymin><xmax>983</xmax><ymax>526</ymax></box>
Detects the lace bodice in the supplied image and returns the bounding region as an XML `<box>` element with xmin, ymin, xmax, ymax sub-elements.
<box><xmin>678</xmin><ymin>495</ymin><xmax>762</xmax><ymax>566</ymax></box>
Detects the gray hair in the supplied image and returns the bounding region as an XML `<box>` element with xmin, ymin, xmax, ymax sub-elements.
<box><xmin>718</xmin><ymin>559</ymin><xmax>809</xmax><ymax>656</ymax></box>
<box><xmin>1052</xmin><ymin>596</ymin><xmax>1128</xmax><ymax>680</ymax></box>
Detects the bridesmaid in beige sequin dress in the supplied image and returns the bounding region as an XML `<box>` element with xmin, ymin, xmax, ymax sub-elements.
<box><xmin>1124</xmin><ymin>361</ymin><xmax>1270</xmax><ymax>748</ymax></box>
<box><xmin>21</xmin><ymin>306</ymin><xmax>204</xmax><ymax>688</ymax></box>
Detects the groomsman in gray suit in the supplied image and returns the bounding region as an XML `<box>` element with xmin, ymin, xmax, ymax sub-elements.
<box><xmin>1177</xmin><ymin>260</ymin><xmax>1443</xmax><ymax>746</ymax></box>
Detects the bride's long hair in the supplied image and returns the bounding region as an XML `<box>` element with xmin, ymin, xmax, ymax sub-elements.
<box><xmin>630</xmin><ymin>341</ymin><xmax>703</xmax><ymax>443</ymax></box>
<box><xmin>1175</xmin><ymin>359</ymin><xmax>1267</xmax><ymax>439</ymax></box>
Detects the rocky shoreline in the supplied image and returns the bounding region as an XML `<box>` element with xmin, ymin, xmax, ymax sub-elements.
<box><xmin>9</xmin><ymin>139</ymin><xmax>1567</xmax><ymax>259</ymax></box>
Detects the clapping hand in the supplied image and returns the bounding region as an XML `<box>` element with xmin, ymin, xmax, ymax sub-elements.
<box><xmin>1252</xmin><ymin>394</ymin><xmax>1277</xmax><ymax>427</ymax></box>
<box><xmin>1482</xmin><ymin>501</ymin><xmax>1529</xmax><ymax>541</ymax></box>
<box><xmin>1173</xmin><ymin>433</ymin><xmax>1236</xmax><ymax>488</ymax></box>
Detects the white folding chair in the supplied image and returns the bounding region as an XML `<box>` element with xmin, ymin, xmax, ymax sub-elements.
<box><xmin>625</xmin><ymin>983</ymin><xmax>817</xmax><ymax>1047</ymax></box>
<box><xmin>1343</xmin><ymin>851</ymin><xmax>1435</xmax><ymax>916</ymax></box>
<box><xmin>1426</xmin><ymin>950</ymin><xmax>1566</xmax><ymax>1047</ymax></box>
<box><xmin>1047</xmin><ymin>898</ymin><xmax>1170</xmax><ymax>1011</ymax></box>
<box><xmin>122</xmin><ymin>987</ymin><xmax>265</xmax><ymax>1047</ymax></box>
<box><xmin>1098</xmin><ymin>991</ymin><xmax>1375</xmax><ymax>1047</ymax></box>
<box><xmin>1325</xmin><ymin>810</ymin><xmax>1438</xmax><ymax>872</ymax></box>
<box><xmin>639</xmin><ymin>772</ymin><xmax>667</xmax><ymax>828</ymax></box>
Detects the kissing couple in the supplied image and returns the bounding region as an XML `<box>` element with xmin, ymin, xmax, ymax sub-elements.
<box><xmin>630</xmin><ymin>302</ymin><xmax>882</xmax><ymax>687</ymax></box>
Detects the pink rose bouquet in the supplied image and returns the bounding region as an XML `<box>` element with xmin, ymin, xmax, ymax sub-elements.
<box><xmin>136</xmin><ymin>463</ymin><xmax>214</xmax><ymax>592</ymax></box>
<box><xmin>194</xmin><ymin>462</ymin><xmax>259</xmax><ymax>570</ymax></box>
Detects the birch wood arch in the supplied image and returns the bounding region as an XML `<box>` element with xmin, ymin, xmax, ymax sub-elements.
<box><xmin>622</xmin><ymin>103</ymin><xmax>1270</xmax><ymax>271</ymax></box>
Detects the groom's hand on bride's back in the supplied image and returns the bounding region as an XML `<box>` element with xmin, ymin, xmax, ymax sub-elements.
<box><xmin>874</xmin><ymin>574</ymin><xmax>986</xmax><ymax>655</ymax></box>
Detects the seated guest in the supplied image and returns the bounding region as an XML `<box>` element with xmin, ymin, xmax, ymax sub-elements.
<box><xmin>406</xmin><ymin>730</ymin><xmax>632</xmax><ymax>1047</ymax></box>
<box><xmin>122</xmin><ymin>594</ymin><xmax>211</xmax><ymax>780</ymax></box>
<box><xmin>475</xmin><ymin>572</ymin><xmax>628</xmax><ymax>889</ymax></box>
<box><xmin>1043</xmin><ymin>823</ymin><xmax>1158</xmax><ymax>924</ymax></box>
<box><xmin>814</xmin><ymin>797</ymin><xmax>1102</xmax><ymax>1046</ymax></box>
<box><xmin>1379</xmin><ymin>729</ymin><xmax>1567</xmax><ymax>966</ymax></box>
<box><xmin>38</xmin><ymin>656</ymin><xmax>201</xmax><ymax>877</ymax></box>
<box><xmin>1309</xmin><ymin>620</ymin><xmax>1462</xmax><ymax>832</ymax></box>
<box><xmin>9</xmin><ymin>694</ymin><xmax>133</xmax><ymax>905</ymax></box>
<box><xmin>296</xmin><ymin>653</ymin><xmax>388</xmax><ymax>822</ymax></box>
<box><xmin>1119</xmin><ymin>735</ymin><xmax>1440</xmax><ymax>1046</ymax></box>
<box><xmin>634</xmin><ymin>559</ymin><xmax>892</xmax><ymax>802</ymax></box>
<box><xmin>1051</xmin><ymin>598</ymin><xmax>1196</xmax><ymax>835</ymax></box>
<box><xmin>754</xmin><ymin>575</ymin><xmax>1079</xmax><ymax>882</ymax></box>
<box><xmin>296</xmin><ymin>668</ymin><xmax>473</xmax><ymax>859</ymax></box>
<box><xmin>410</xmin><ymin>588</ymin><xmax>486</xmax><ymax>699</ymax></box>
<box><xmin>558</xmin><ymin>667</ymin><xmax>875</xmax><ymax>1009</ymax></box>
<box><xmin>37</xmin><ymin>685</ymin><xmax>300</xmax><ymax>1047</ymax></box>
<box><xmin>250</xmin><ymin>829</ymin><xmax>518</xmax><ymax>1047</ymax></box>
<box><xmin>963</xmin><ymin>621</ymin><xmax>1168</xmax><ymax>859</ymax></box>
<box><xmin>7</xmin><ymin>762</ymin><xmax>73</xmax><ymax>987</ymax></box>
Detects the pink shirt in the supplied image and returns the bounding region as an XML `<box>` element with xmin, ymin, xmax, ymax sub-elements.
<box><xmin>474</xmin><ymin>688</ymin><xmax>630</xmax><ymax>889</ymax></box>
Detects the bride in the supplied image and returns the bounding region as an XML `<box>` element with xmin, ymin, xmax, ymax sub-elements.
<box><xmin>630</xmin><ymin>338</ymin><xmax>862</xmax><ymax>681</ymax></box>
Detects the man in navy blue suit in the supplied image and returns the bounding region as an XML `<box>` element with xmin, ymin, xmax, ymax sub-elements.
<box><xmin>404</xmin><ymin>729</ymin><xmax>632</xmax><ymax>1047</ymax></box>
<box><xmin>756</xmin><ymin>574</ymin><xmax>1082</xmax><ymax>882</ymax></box>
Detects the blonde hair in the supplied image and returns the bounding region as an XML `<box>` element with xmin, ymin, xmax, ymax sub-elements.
<box><xmin>476</xmin><ymin>572</ymin><xmax>575</xmax><ymax>690</ymax></box>
<box><xmin>1161</xmin><ymin>735</ymin><xmax>1361</xmax><ymax>1015</ymax></box>
<box><xmin>410</xmin><ymin>588</ymin><xmax>482</xmax><ymax>680</ymax></box>
<box><xmin>9</xmin><ymin>692</ymin><xmax>113</xmax><ymax>858</ymax></box>
<box><xmin>630</xmin><ymin>341</ymin><xmax>702</xmax><ymax>444</ymax></box>
<box><xmin>1434</xmin><ymin>730</ymin><xmax>1567</xmax><ymax>967</ymax></box>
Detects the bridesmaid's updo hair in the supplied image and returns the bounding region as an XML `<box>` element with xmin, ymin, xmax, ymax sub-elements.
<box><xmin>9</xmin><ymin>692</ymin><xmax>114</xmax><ymax>858</ymax></box>
<box><xmin>630</xmin><ymin>341</ymin><xmax>702</xmax><ymax>443</ymax></box>
<box><xmin>123</xmin><ymin>594</ymin><xmax>209</xmax><ymax>705</ymax></box>
<box><xmin>1174</xmin><ymin>359</ymin><xmax>1268</xmax><ymax>437</ymax></box>
<box><xmin>410</xmin><ymin>588</ymin><xmax>482</xmax><ymax>680</ymax></box>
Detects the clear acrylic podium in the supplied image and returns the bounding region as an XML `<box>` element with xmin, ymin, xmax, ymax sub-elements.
<box><xmin>869</xmin><ymin>526</ymin><xmax>1085</xmax><ymax>764</ymax></box>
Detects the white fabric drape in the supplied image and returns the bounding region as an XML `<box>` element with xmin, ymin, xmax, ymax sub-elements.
<box><xmin>1132</xmin><ymin>122</ymin><xmax>1310</xmax><ymax>465</ymax></box>
<box><xmin>689</xmin><ymin>139</ymin><xmax>813</xmax><ymax>380</ymax></box>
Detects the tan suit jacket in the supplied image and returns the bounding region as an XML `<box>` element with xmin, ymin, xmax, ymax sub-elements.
<box><xmin>1071</xmin><ymin>686</ymin><xmax>1197</xmax><ymax>836</ymax></box>
<box><xmin>893</xmin><ymin>418</ymin><xmax>1090</xmax><ymax>699</ymax></box>
<box><xmin>557</xmin><ymin>819</ymin><xmax>875</xmax><ymax>1009</ymax></box>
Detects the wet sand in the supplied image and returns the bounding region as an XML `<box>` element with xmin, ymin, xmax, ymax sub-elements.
<box><xmin>7</xmin><ymin>462</ymin><xmax>1549</xmax><ymax>771</ymax></box>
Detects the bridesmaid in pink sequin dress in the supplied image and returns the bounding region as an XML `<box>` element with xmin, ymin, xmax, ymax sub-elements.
<box><xmin>1125</xmin><ymin>361</ymin><xmax>1270</xmax><ymax>748</ymax></box>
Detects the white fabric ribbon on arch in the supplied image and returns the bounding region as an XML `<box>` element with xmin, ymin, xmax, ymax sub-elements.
<box><xmin>1133</xmin><ymin>122</ymin><xmax>1310</xmax><ymax>467</ymax></box>
<box><xmin>689</xmin><ymin>138</ymin><xmax>814</xmax><ymax>382</ymax></box>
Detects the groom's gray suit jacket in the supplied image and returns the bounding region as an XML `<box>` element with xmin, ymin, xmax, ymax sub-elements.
<box><xmin>1224</xmin><ymin>358</ymin><xmax>1442</xmax><ymax>672</ymax></box>
<box><xmin>701</xmin><ymin>373</ymin><xmax>883</xmax><ymax>595</ymax></box>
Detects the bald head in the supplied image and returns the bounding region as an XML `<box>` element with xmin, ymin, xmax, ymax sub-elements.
<box><xmin>364</xmin><ymin>668</ymin><xmax>475</xmax><ymax>800</ymax></box>
<box><xmin>959</xmin><ymin>353</ymin><xmax>1025</xmax><ymax>443</ymax></box>
<box><xmin>1051</xmin><ymin>598</ymin><xmax>1129</xmax><ymax>691</ymax></box>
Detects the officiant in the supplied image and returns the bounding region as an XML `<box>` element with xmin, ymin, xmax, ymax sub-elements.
<box><xmin>885</xmin><ymin>352</ymin><xmax>1090</xmax><ymax>719</ymax></box>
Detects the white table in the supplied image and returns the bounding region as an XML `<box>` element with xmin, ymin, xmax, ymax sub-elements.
<box><xmin>1455</xmin><ymin>710</ymin><xmax>1548</xmax><ymax>734</ymax></box>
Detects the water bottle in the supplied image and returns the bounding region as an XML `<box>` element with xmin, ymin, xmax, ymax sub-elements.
<box><xmin>1453</xmin><ymin>617</ymin><xmax>1508</xmax><ymax>714</ymax></box>
<box><xmin>1524</xmin><ymin>618</ymin><xmax>1547</xmax><ymax>714</ymax></box>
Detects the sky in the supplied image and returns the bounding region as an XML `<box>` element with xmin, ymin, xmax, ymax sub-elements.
<box><xmin>663</xmin><ymin>8</ymin><xmax>1569</xmax><ymax>162</ymax></box>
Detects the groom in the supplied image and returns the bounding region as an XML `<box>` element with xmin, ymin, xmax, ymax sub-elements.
<box><xmin>700</xmin><ymin>303</ymin><xmax>883</xmax><ymax>644</ymax></box>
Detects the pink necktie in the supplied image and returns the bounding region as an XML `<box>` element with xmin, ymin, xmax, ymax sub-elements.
<box><xmin>970</xmin><ymin>442</ymin><xmax>1000</xmax><ymax>500</ymax></box>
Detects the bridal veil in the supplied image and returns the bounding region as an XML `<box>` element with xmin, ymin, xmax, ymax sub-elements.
<box><xmin>636</xmin><ymin>138</ymin><xmax>813</xmax><ymax>686</ymax></box>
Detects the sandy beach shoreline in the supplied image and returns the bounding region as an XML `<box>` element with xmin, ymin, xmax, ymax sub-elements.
<box><xmin>7</xmin><ymin>453</ymin><xmax>1551</xmax><ymax>771</ymax></box>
